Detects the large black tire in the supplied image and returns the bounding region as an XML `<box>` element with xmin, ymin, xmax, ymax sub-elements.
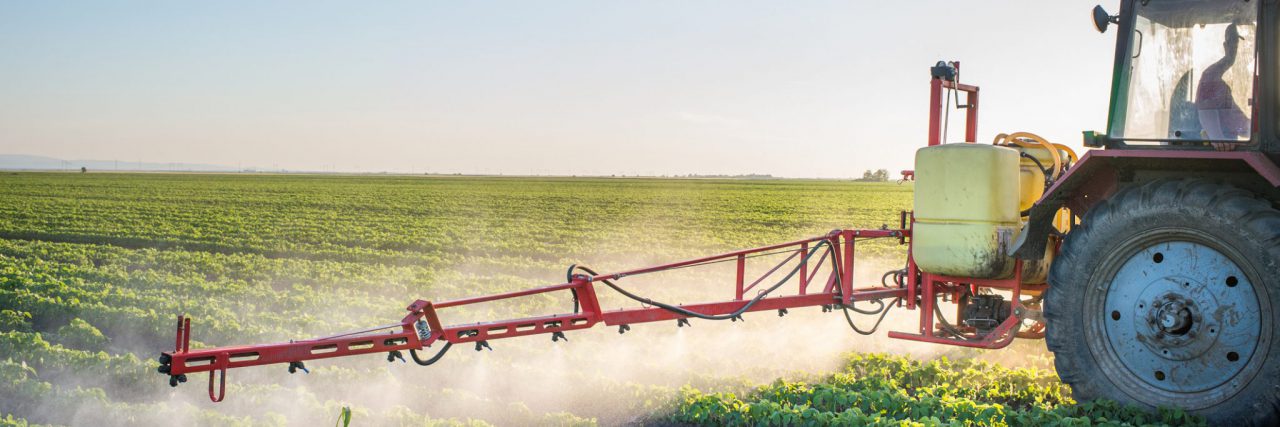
<box><xmin>1045</xmin><ymin>179</ymin><xmax>1280</xmax><ymax>426</ymax></box>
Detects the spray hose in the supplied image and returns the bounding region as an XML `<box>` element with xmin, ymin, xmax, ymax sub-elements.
<box><xmin>573</xmin><ymin>240</ymin><xmax>900</xmax><ymax>338</ymax></box>
<box><xmin>569</xmin><ymin>240</ymin><xmax>837</xmax><ymax>321</ymax></box>
<box><xmin>407</xmin><ymin>238</ymin><xmax>897</xmax><ymax>369</ymax></box>
<box><xmin>409</xmin><ymin>341</ymin><xmax>451</xmax><ymax>366</ymax></box>
<box><xmin>992</xmin><ymin>132</ymin><xmax>1072</xmax><ymax>181</ymax></box>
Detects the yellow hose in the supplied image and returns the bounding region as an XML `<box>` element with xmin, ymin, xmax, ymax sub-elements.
<box><xmin>993</xmin><ymin>132</ymin><xmax>1065</xmax><ymax>181</ymax></box>
<box><xmin>1052</xmin><ymin>143</ymin><xmax>1079</xmax><ymax>165</ymax></box>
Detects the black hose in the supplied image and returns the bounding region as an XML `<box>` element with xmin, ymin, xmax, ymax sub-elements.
<box><xmin>844</xmin><ymin>298</ymin><xmax>886</xmax><ymax>315</ymax></box>
<box><xmin>933</xmin><ymin>302</ymin><xmax>979</xmax><ymax>341</ymax></box>
<box><xmin>572</xmin><ymin>240</ymin><xmax>835</xmax><ymax>321</ymax></box>
<box><xmin>880</xmin><ymin>268</ymin><xmax>907</xmax><ymax>288</ymax></box>
<box><xmin>824</xmin><ymin>247</ymin><xmax>901</xmax><ymax>336</ymax></box>
<box><xmin>565</xmin><ymin>265</ymin><xmax>581</xmax><ymax>314</ymax></box>
<box><xmin>409</xmin><ymin>342</ymin><xmax>452</xmax><ymax>366</ymax></box>
<box><xmin>1017</xmin><ymin>152</ymin><xmax>1055</xmax><ymax>217</ymax></box>
<box><xmin>841</xmin><ymin>297</ymin><xmax>901</xmax><ymax>335</ymax></box>
<box><xmin>1019</xmin><ymin>151</ymin><xmax>1055</xmax><ymax>189</ymax></box>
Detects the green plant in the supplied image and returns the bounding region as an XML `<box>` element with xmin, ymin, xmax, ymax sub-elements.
<box><xmin>54</xmin><ymin>318</ymin><xmax>107</xmax><ymax>349</ymax></box>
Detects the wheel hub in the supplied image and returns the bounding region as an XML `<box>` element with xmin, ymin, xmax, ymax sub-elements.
<box><xmin>1154</xmin><ymin>299</ymin><xmax>1193</xmax><ymax>335</ymax></box>
<box><xmin>1103</xmin><ymin>241</ymin><xmax>1260</xmax><ymax>394</ymax></box>
<box><xmin>1137</xmin><ymin>287</ymin><xmax>1217</xmax><ymax>359</ymax></box>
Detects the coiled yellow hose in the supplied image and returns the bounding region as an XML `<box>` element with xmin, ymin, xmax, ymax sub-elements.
<box><xmin>992</xmin><ymin>132</ymin><xmax>1072</xmax><ymax>181</ymax></box>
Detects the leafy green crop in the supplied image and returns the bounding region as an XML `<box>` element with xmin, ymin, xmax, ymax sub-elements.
<box><xmin>0</xmin><ymin>173</ymin><xmax>1191</xmax><ymax>426</ymax></box>
<box><xmin>669</xmin><ymin>354</ymin><xmax>1203</xmax><ymax>427</ymax></box>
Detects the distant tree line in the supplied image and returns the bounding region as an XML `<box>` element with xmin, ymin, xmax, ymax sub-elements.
<box><xmin>855</xmin><ymin>169</ymin><xmax>891</xmax><ymax>182</ymax></box>
<box><xmin>678</xmin><ymin>173</ymin><xmax>774</xmax><ymax>179</ymax></box>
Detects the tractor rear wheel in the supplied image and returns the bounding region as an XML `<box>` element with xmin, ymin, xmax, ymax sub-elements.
<box><xmin>1045</xmin><ymin>179</ymin><xmax>1280</xmax><ymax>425</ymax></box>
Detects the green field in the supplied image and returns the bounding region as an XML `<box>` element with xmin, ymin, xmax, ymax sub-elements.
<box><xmin>0</xmin><ymin>173</ymin><xmax>1199</xmax><ymax>426</ymax></box>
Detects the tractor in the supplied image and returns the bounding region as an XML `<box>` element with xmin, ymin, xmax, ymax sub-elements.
<box><xmin>156</xmin><ymin>1</ymin><xmax>1280</xmax><ymax>424</ymax></box>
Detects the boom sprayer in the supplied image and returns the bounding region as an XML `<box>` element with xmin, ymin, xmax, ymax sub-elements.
<box><xmin>160</xmin><ymin>3</ymin><xmax>1280</xmax><ymax>424</ymax></box>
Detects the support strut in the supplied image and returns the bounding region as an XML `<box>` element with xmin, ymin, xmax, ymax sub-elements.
<box><xmin>159</xmin><ymin>229</ymin><xmax>914</xmax><ymax>401</ymax></box>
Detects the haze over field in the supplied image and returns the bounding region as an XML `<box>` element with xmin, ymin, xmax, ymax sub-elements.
<box><xmin>1</xmin><ymin>1</ymin><xmax>1117</xmax><ymax>177</ymax></box>
<box><xmin>3</xmin><ymin>2</ymin><xmax>1222</xmax><ymax>425</ymax></box>
<box><xmin>0</xmin><ymin>173</ymin><xmax>1206</xmax><ymax>425</ymax></box>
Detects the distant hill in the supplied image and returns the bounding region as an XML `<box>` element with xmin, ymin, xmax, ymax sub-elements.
<box><xmin>0</xmin><ymin>154</ymin><xmax>238</xmax><ymax>172</ymax></box>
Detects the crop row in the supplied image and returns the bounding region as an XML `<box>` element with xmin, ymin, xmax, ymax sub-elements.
<box><xmin>669</xmin><ymin>353</ymin><xmax>1203</xmax><ymax>426</ymax></box>
<box><xmin>2</xmin><ymin>173</ymin><xmax>920</xmax><ymax>425</ymax></box>
<box><xmin>5</xmin><ymin>173</ymin><xmax>1193</xmax><ymax>426</ymax></box>
<box><xmin>0</xmin><ymin>174</ymin><xmax>913</xmax><ymax>264</ymax></box>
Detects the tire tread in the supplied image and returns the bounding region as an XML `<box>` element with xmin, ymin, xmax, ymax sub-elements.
<box><xmin>1046</xmin><ymin>178</ymin><xmax>1280</xmax><ymax>426</ymax></box>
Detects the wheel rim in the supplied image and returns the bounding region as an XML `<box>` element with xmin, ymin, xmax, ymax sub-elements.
<box><xmin>1088</xmin><ymin>233</ymin><xmax>1267</xmax><ymax>408</ymax></box>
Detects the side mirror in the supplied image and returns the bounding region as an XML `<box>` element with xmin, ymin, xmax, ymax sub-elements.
<box><xmin>1092</xmin><ymin>5</ymin><xmax>1118</xmax><ymax>33</ymax></box>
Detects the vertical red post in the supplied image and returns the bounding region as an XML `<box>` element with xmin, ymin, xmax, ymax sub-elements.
<box><xmin>575</xmin><ymin>280</ymin><xmax>603</xmax><ymax>319</ymax></box>
<box><xmin>927</xmin><ymin>78</ymin><xmax>944</xmax><ymax>146</ymax></box>
<box><xmin>906</xmin><ymin>255</ymin><xmax>918</xmax><ymax>310</ymax></box>
<box><xmin>920</xmin><ymin>275</ymin><xmax>935</xmax><ymax>335</ymax></box>
<box><xmin>965</xmin><ymin>90</ymin><xmax>979</xmax><ymax>143</ymax></box>
<box><xmin>174</xmin><ymin>315</ymin><xmax>184</xmax><ymax>352</ymax></box>
<box><xmin>798</xmin><ymin>243</ymin><xmax>809</xmax><ymax>295</ymax></box>
<box><xmin>734</xmin><ymin>254</ymin><xmax>745</xmax><ymax>300</ymax></box>
<box><xmin>841</xmin><ymin>232</ymin><xmax>855</xmax><ymax>305</ymax></box>
<box><xmin>1010</xmin><ymin>260</ymin><xmax>1023</xmax><ymax>321</ymax></box>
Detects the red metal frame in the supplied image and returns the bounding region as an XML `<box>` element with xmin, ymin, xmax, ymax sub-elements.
<box><xmin>163</xmin><ymin>222</ymin><xmax>1046</xmax><ymax>401</ymax></box>
<box><xmin>161</xmin><ymin>62</ymin><xmax>1060</xmax><ymax>402</ymax></box>
<box><xmin>886</xmin><ymin>261</ymin><xmax>1029</xmax><ymax>349</ymax></box>
<box><xmin>162</xmin><ymin>229</ymin><xmax>926</xmax><ymax>399</ymax></box>
<box><xmin>904</xmin><ymin>62</ymin><xmax>980</xmax><ymax>179</ymax></box>
<box><xmin>1042</xmin><ymin>149</ymin><xmax>1280</xmax><ymax>210</ymax></box>
<box><xmin>927</xmin><ymin>62</ymin><xmax>980</xmax><ymax>146</ymax></box>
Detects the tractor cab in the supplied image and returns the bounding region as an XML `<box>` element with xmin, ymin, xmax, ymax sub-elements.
<box><xmin>1092</xmin><ymin>0</ymin><xmax>1277</xmax><ymax>153</ymax></box>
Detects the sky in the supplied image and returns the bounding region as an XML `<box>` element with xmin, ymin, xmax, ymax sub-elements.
<box><xmin>0</xmin><ymin>1</ymin><xmax>1121</xmax><ymax>177</ymax></box>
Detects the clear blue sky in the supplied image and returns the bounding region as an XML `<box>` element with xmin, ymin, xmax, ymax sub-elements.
<box><xmin>0</xmin><ymin>1</ymin><xmax>1120</xmax><ymax>177</ymax></box>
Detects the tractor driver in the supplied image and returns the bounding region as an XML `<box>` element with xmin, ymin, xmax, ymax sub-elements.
<box><xmin>1196</xmin><ymin>23</ymin><xmax>1248</xmax><ymax>151</ymax></box>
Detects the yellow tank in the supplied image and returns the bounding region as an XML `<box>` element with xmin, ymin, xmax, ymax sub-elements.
<box><xmin>1011</xmin><ymin>145</ymin><xmax>1074</xmax><ymax>212</ymax></box>
<box><xmin>912</xmin><ymin>144</ymin><xmax>1021</xmax><ymax>279</ymax></box>
<box><xmin>1014</xmin><ymin>147</ymin><xmax>1049</xmax><ymax>213</ymax></box>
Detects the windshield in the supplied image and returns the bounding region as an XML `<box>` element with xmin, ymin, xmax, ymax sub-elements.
<box><xmin>1111</xmin><ymin>0</ymin><xmax>1257</xmax><ymax>142</ymax></box>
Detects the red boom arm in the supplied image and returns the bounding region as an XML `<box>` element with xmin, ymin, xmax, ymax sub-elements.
<box><xmin>157</xmin><ymin>229</ymin><xmax>910</xmax><ymax>401</ymax></box>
